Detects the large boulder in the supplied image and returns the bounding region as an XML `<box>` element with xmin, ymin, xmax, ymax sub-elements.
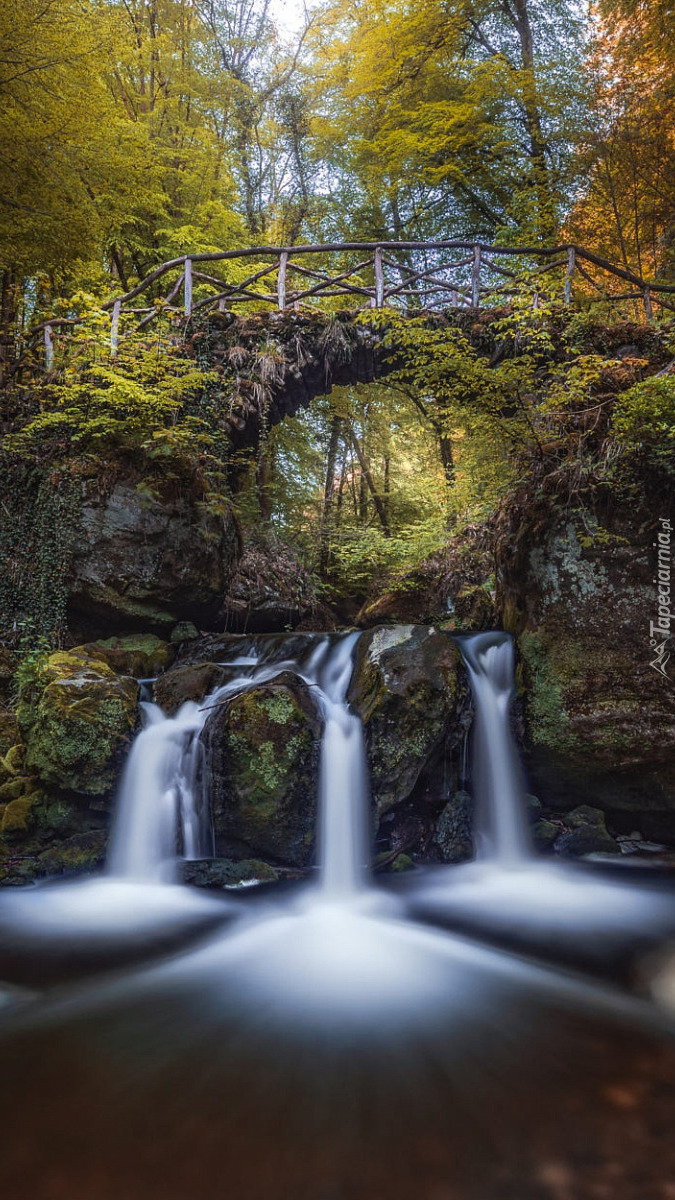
<box><xmin>200</xmin><ymin>672</ymin><xmax>321</xmax><ymax>867</ymax></box>
<box><xmin>499</xmin><ymin>512</ymin><xmax>675</xmax><ymax>833</ymax></box>
<box><xmin>67</xmin><ymin>481</ymin><xmax>240</xmax><ymax>635</ymax></box>
<box><xmin>17</xmin><ymin>648</ymin><xmax>138</xmax><ymax>795</ymax></box>
<box><xmin>348</xmin><ymin>626</ymin><xmax>470</xmax><ymax>819</ymax></box>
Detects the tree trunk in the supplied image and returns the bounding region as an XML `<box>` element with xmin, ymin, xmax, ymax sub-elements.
<box><xmin>318</xmin><ymin>415</ymin><xmax>342</xmax><ymax>576</ymax></box>
<box><xmin>348</xmin><ymin>425</ymin><xmax>391</xmax><ymax>537</ymax></box>
<box><xmin>256</xmin><ymin>445</ymin><xmax>273</xmax><ymax>523</ymax></box>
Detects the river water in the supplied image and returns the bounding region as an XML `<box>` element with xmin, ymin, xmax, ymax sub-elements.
<box><xmin>1</xmin><ymin>630</ymin><xmax>675</xmax><ymax>1199</ymax></box>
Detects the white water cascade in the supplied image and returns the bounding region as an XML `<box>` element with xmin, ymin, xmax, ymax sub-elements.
<box><xmin>454</xmin><ymin>632</ymin><xmax>531</xmax><ymax>864</ymax></box>
<box><xmin>107</xmin><ymin>634</ymin><xmax>370</xmax><ymax>891</ymax></box>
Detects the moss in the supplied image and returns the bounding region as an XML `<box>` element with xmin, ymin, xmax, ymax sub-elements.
<box><xmin>19</xmin><ymin>649</ymin><xmax>138</xmax><ymax>794</ymax></box>
<box><xmin>87</xmin><ymin>634</ymin><xmax>175</xmax><ymax>677</ymax></box>
<box><xmin>170</xmin><ymin>621</ymin><xmax>200</xmax><ymax>643</ymax></box>
<box><xmin>206</xmin><ymin>673</ymin><xmax>319</xmax><ymax>867</ymax></box>
<box><xmin>0</xmin><ymin>776</ymin><xmax>28</xmax><ymax>801</ymax></box>
<box><xmin>519</xmin><ymin>631</ymin><xmax>577</xmax><ymax>753</ymax></box>
<box><xmin>3</xmin><ymin>743</ymin><xmax>25</xmax><ymax>775</ymax></box>
<box><xmin>1</xmin><ymin>794</ymin><xmax>35</xmax><ymax>834</ymax></box>
<box><xmin>391</xmin><ymin>853</ymin><xmax>415</xmax><ymax>872</ymax></box>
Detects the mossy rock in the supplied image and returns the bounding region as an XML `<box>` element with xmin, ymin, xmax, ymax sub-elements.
<box><xmin>348</xmin><ymin>626</ymin><xmax>469</xmax><ymax>817</ymax></box>
<box><xmin>0</xmin><ymin>776</ymin><xmax>29</xmax><ymax>802</ymax></box>
<box><xmin>1</xmin><ymin>794</ymin><xmax>36</xmax><ymax>835</ymax></box>
<box><xmin>2</xmin><ymin>743</ymin><xmax>26</xmax><ymax>777</ymax></box>
<box><xmin>201</xmin><ymin>672</ymin><xmax>321</xmax><ymax>867</ymax></box>
<box><xmin>36</xmin><ymin>830</ymin><xmax>107</xmax><ymax>877</ymax></box>
<box><xmin>170</xmin><ymin>622</ymin><xmax>200</xmax><ymax>643</ymax></box>
<box><xmin>81</xmin><ymin>635</ymin><xmax>175</xmax><ymax>679</ymax></box>
<box><xmin>18</xmin><ymin>649</ymin><xmax>138</xmax><ymax>795</ymax></box>
<box><xmin>154</xmin><ymin>662</ymin><xmax>229</xmax><ymax>715</ymax></box>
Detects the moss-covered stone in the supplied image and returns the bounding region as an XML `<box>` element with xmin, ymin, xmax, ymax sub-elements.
<box><xmin>554</xmin><ymin>805</ymin><xmax>620</xmax><ymax>857</ymax></box>
<box><xmin>36</xmin><ymin>830</ymin><xmax>106</xmax><ymax>876</ymax></box>
<box><xmin>200</xmin><ymin>672</ymin><xmax>321</xmax><ymax>867</ymax></box>
<box><xmin>81</xmin><ymin>634</ymin><xmax>175</xmax><ymax>678</ymax></box>
<box><xmin>0</xmin><ymin>776</ymin><xmax>28</xmax><ymax>802</ymax></box>
<box><xmin>170</xmin><ymin>621</ymin><xmax>200</xmax><ymax>643</ymax></box>
<box><xmin>2</xmin><ymin>744</ymin><xmax>26</xmax><ymax>776</ymax></box>
<box><xmin>1</xmin><ymin>794</ymin><xmax>36</xmax><ymax>835</ymax></box>
<box><xmin>349</xmin><ymin>625</ymin><xmax>470</xmax><ymax>817</ymax></box>
<box><xmin>18</xmin><ymin>648</ymin><xmax>138</xmax><ymax>795</ymax></box>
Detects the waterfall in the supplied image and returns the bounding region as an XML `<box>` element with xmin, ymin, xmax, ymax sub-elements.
<box><xmin>107</xmin><ymin>634</ymin><xmax>369</xmax><ymax>892</ymax></box>
<box><xmin>107</xmin><ymin>701</ymin><xmax>214</xmax><ymax>883</ymax></box>
<box><xmin>307</xmin><ymin>633</ymin><xmax>369</xmax><ymax>897</ymax></box>
<box><xmin>455</xmin><ymin>632</ymin><xmax>531</xmax><ymax>864</ymax></box>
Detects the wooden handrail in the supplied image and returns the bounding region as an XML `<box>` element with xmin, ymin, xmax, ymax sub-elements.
<box><xmin>6</xmin><ymin>239</ymin><xmax>675</xmax><ymax>375</ymax></box>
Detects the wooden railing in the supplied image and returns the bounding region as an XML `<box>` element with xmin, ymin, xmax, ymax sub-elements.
<box><xmin>12</xmin><ymin>240</ymin><xmax>675</xmax><ymax>371</ymax></box>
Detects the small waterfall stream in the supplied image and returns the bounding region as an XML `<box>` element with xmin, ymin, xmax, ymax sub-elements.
<box><xmin>455</xmin><ymin>632</ymin><xmax>531</xmax><ymax>864</ymax></box>
<box><xmin>107</xmin><ymin>633</ymin><xmax>370</xmax><ymax>891</ymax></box>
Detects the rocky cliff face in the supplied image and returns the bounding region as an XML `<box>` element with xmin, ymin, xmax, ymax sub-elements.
<box><xmin>499</xmin><ymin>509</ymin><xmax>675</xmax><ymax>839</ymax></box>
<box><xmin>67</xmin><ymin>481</ymin><xmax>241</xmax><ymax>637</ymax></box>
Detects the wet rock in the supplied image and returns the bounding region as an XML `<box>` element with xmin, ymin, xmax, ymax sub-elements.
<box><xmin>554</xmin><ymin>805</ymin><xmax>621</xmax><ymax>857</ymax></box>
<box><xmin>154</xmin><ymin>663</ymin><xmax>229</xmax><ymax>715</ymax></box>
<box><xmin>434</xmin><ymin>790</ymin><xmax>474</xmax><ymax>863</ymax></box>
<box><xmin>348</xmin><ymin>626</ymin><xmax>470</xmax><ymax>818</ymax></box>
<box><xmin>200</xmin><ymin>672</ymin><xmax>321</xmax><ymax>867</ymax></box>
<box><xmin>525</xmin><ymin>794</ymin><xmax>543</xmax><ymax>821</ymax></box>
<box><xmin>181</xmin><ymin>857</ymin><xmax>282</xmax><ymax>889</ymax></box>
<box><xmin>532</xmin><ymin>818</ymin><xmax>559</xmax><ymax>850</ymax></box>
<box><xmin>67</xmin><ymin>481</ymin><xmax>240</xmax><ymax>635</ymax></box>
<box><xmin>18</xmin><ymin>648</ymin><xmax>138</xmax><ymax>795</ymax></box>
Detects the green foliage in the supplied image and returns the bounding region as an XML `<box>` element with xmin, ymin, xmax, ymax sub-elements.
<box><xmin>611</xmin><ymin>374</ymin><xmax>675</xmax><ymax>476</ymax></box>
<box><xmin>9</xmin><ymin>328</ymin><xmax>218</xmax><ymax>465</ymax></box>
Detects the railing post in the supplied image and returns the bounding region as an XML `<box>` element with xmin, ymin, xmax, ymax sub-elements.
<box><xmin>471</xmin><ymin>244</ymin><xmax>481</xmax><ymax>308</ymax></box>
<box><xmin>44</xmin><ymin>324</ymin><xmax>54</xmax><ymax>371</ymax></box>
<box><xmin>278</xmin><ymin>251</ymin><xmax>288</xmax><ymax>311</ymax></box>
<box><xmin>184</xmin><ymin>257</ymin><xmax>193</xmax><ymax>315</ymax></box>
<box><xmin>374</xmin><ymin>246</ymin><xmax>384</xmax><ymax>308</ymax></box>
<box><xmin>110</xmin><ymin>300</ymin><xmax>121</xmax><ymax>358</ymax></box>
<box><xmin>564</xmin><ymin>246</ymin><xmax>575</xmax><ymax>305</ymax></box>
<box><xmin>643</xmin><ymin>286</ymin><xmax>653</xmax><ymax>321</ymax></box>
